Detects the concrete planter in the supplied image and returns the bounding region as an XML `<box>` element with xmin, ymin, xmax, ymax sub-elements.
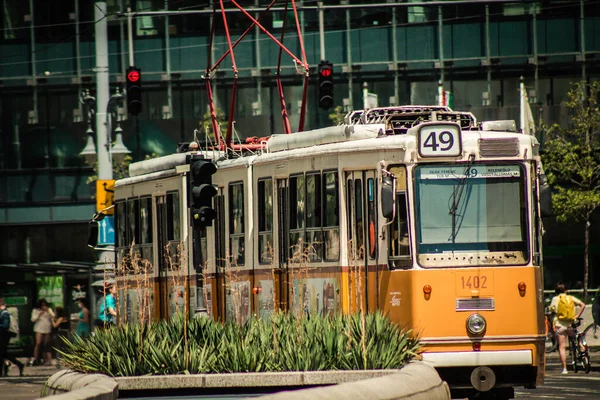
<box><xmin>42</xmin><ymin>361</ymin><xmax>449</xmax><ymax>400</ymax></box>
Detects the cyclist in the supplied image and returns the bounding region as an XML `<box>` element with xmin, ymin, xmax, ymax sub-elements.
<box><xmin>549</xmin><ymin>283</ymin><xmax>586</xmax><ymax>374</ymax></box>
<box><xmin>592</xmin><ymin>287</ymin><xmax>600</xmax><ymax>338</ymax></box>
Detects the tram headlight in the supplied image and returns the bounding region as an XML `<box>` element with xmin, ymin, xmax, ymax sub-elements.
<box><xmin>466</xmin><ymin>313</ymin><xmax>486</xmax><ymax>335</ymax></box>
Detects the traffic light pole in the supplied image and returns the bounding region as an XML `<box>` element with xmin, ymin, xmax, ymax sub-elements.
<box><xmin>95</xmin><ymin>1</ymin><xmax>111</xmax><ymax>182</ymax></box>
<box><xmin>127</xmin><ymin>8</ymin><xmax>134</xmax><ymax>66</ymax></box>
<box><xmin>94</xmin><ymin>0</ymin><xmax>114</xmax><ymax>325</ymax></box>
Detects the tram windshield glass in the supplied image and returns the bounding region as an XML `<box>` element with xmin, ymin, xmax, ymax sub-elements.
<box><xmin>414</xmin><ymin>163</ymin><xmax>528</xmax><ymax>266</ymax></box>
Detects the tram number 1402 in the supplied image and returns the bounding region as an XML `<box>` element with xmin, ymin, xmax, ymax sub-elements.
<box><xmin>417</xmin><ymin>123</ymin><xmax>461</xmax><ymax>157</ymax></box>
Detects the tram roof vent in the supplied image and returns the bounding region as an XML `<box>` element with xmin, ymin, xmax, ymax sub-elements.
<box><xmin>266</xmin><ymin>124</ymin><xmax>384</xmax><ymax>152</ymax></box>
<box><xmin>479</xmin><ymin>137</ymin><xmax>520</xmax><ymax>157</ymax></box>
<box><xmin>345</xmin><ymin>106</ymin><xmax>477</xmax><ymax>134</ymax></box>
<box><xmin>481</xmin><ymin>120</ymin><xmax>517</xmax><ymax>133</ymax></box>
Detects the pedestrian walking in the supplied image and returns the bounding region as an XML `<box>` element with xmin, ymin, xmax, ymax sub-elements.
<box><xmin>72</xmin><ymin>298</ymin><xmax>90</xmax><ymax>338</ymax></box>
<box><xmin>95</xmin><ymin>283</ymin><xmax>117</xmax><ymax>329</ymax></box>
<box><xmin>0</xmin><ymin>298</ymin><xmax>25</xmax><ymax>376</ymax></box>
<box><xmin>30</xmin><ymin>299</ymin><xmax>54</xmax><ymax>366</ymax></box>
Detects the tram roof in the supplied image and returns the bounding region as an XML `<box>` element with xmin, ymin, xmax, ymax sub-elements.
<box><xmin>119</xmin><ymin>106</ymin><xmax>533</xmax><ymax>180</ymax></box>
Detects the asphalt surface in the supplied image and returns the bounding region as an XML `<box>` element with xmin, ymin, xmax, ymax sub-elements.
<box><xmin>2</xmin><ymin>352</ymin><xmax>600</xmax><ymax>400</ymax></box>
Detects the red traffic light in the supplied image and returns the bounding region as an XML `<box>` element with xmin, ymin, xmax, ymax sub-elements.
<box><xmin>127</xmin><ymin>69</ymin><xmax>140</xmax><ymax>83</ymax></box>
<box><xmin>320</xmin><ymin>67</ymin><xmax>332</xmax><ymax>78</ymax></box>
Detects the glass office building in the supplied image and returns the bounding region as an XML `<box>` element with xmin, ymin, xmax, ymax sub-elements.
<box><xmin>0</xmin><ymin>0</ymin><xmax>598</xmax><ymax>286</ymax></box>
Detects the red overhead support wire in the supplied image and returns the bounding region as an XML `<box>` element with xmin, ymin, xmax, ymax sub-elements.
<box><xmin>206</xmin><ymin>0</ymin><xmax>278</xmax><ymax>77</ymax></box>
<box><xmin>276</xmin><ymin>1</ymin><xmax>291</xmax><ymax>134</ymax></box>
<box><xmin>205</xmin><ymin>4</ymin><xmax>222</xmax><ymax>149</ymax></box>
<box><xmin>219</xmin><ymin>0</ymin><xmax>239</xmax><ymax>150</ymax></box>
<box><xmin>204</xmin><ymin>0</ymin><xmax>310</xmax><ymax>148</ymax></box>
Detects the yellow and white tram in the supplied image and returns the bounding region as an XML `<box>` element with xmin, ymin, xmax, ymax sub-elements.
<box><xmin>109</xmin><ymin>105</ymin><xmax>551</xmax><ymax>399</ymax></box>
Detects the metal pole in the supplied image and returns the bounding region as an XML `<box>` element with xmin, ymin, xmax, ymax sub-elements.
<box><xmin>165</xmin><ymin>0</ymin><xmax>173</xmax><ymax>116</ymax></box>
<box><xmin>438</xmin><ymin>6</ymin><xmax>444</xmax><ymax>84</ymax></box>
<box><xmin>95</xmin><ymin>1</ymin><xmax>112</xmax><ymax>181</ymax></box>
<box><xmin>346</xmin><ymin>6</ymin><xmax>353</xmax><ymax>110</ymax></box>
<box><xmin>74</xmin><ymin>0</ymin><xmax>83</xmax><ymax>117</ymax></box>
<box><xmin>318</xmin><ymin>2</ymin><xmax>325</xmax><ymax>61</ymax></box>
<box><xmin>128</xmin><ymin>7</ymin><xmax>135</xmax><ymax>66</ymax></box>
<box><xmin>255</xmin><ymin>0</ymin><xmax>262</xmax><ymax>115</ymax></box>
<box><xmin>532</xmin><ymin>4</ymin><xmax>538</xmax><ymax>104</ymax></box>
<box><xmin>119</xmin><ymin>0</ymin><xmax>126</xmax><ymax>73</ymax></box>
<box><xmin>580</xmin><ymin>0</ymin><xmax>586</xmax><ymax>83</ymax></box>
<box><xmin>392</xmin><ymin>7</ymin><xmax>399</xmax><ymax>106</ymax></box>
<box><xmin>485</xmin><ymin>5</ymin><xmax>491</xmax><ymax>101</ymax></box>
<box><xmin>94</xmin><ymin>1</ymin><xmax>115</xmax><ymax>316</ymax></box>
<box><xmin>29</xmin><ymin>0</ymin><xmax>38</xmax><ymax>122</ymax></box>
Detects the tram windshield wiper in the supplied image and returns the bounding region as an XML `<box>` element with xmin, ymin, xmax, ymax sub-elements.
<box><xmin>448</xmin><ymin>155</ymin><xmax>475</xmax><ymax>244</ymax></box>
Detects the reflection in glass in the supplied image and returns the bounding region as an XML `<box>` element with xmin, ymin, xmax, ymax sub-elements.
<box><xmin>140</xmin><ymin>197</ymin><xmax>152</xmax><ymax>244</ymax></box>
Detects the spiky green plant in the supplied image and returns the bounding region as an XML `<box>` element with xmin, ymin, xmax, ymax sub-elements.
<box><xmin>58</xmin><ymin>311</ymin><xmax>420</xmax><ymax>377</ymax></box>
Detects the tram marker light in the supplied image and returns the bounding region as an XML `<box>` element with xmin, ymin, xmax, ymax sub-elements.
<box><xmin>518</xmin><ymin>281</ymin><xmax>526</xmax><ymax>297</ymax></box>
<box><xmin>126</xmin><ymin>66</ymin><xmax>143</xmax><ymax>116</ymax></box>
<box><xmin>318</xmin><ymin>60</ymin><xmax>334</xmax><ymax>110</ymax></box>
<box><xmin>188</xmin><ymin>155</ymin><xmax>217</xmax><ymax>229</ymax></box>
<box><xmin>423</xmin><ymin>284</ymin><xmax>432</xmax><ymax>300</ymax></box>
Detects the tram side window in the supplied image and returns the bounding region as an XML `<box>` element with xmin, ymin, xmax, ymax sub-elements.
<box><xmin>166</xmin><ymin>192</ymin><xmax>180</xmax><ymax>242</ymax></box>
<box><xmin>166</xmin><ymin>192</ymin><xmax>181</xmax><ymax>266</ymax></box>
<box><xmin>289</xmin><ymin>175</ymin><xmax>305</xmax><ymax>259</ymax></box>
<box><xmin>323</xmin><ymin>171</ymin><xmax>340</xmax><ymax>261</ymax></box>
<box><xmin>288</xmin><ymin>171</ymin><xmax>339</xmax><ymax>262</ymax></box>
<box><xmin>140</xmin><ymin>197</ymin><xmax>152</xmax><ymax>243</ymax></box>
<box><xmin>116</xmin><ymin>201</ymin><xmax>126</xmax><ymax>248</ymax></box>
<box><xmin>389</xmin><ymin>193</ymin><xmax>410</xmax><ymax>269</ymax></box>
<box><xmin>258</xmin><ymin>179</ymin><xmax>273</xmax><ymax>264</ymax></box>
<box><xmin>115</xmin><ymin>201</ymin><xmax>127</xmax><ymax>270</ymax></box>
<box><xmin>367</xmin><ymin>178</ymin><xmax>376</xmax><ymax>260</ymax></box>
<box><xmin>140</xmin><ymin>197</ymin><xmax>153</xmax><ymax>261</ymax></box>
<box><xmin>388</xmin><ymin>166</ymin><xmax>410</xmax><ymax>269</ymax></box>
<box><xmin>127</xmin><ymin>198</ymin><xmax>140</xmax><ymax>247</ymax></box>
<box><xmin>306</xmin><ymin>173</ymin><xmax>322</xmax><ymax>261</ymax></box>
<box><xmin>215</xmin><ymin>192</ymin><xmax>226</xmax><ymax>269</ymax></box>
<box><xmin>229</xmin><ymin>182</ymin><xmax>245</xmax><ymax>266</ymax></box>
<box><xmin>354</xmin><ymin>179</ymin><xmax>364</xmax><ymax>260</ymax></box>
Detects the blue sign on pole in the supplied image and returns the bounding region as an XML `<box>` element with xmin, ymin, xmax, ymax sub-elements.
<box><xmin>98</xmin><ymin>215</ymin><xmax>115</xmax><ymax>246</ymax></box>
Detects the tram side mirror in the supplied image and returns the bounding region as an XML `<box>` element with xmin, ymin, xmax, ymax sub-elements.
<box><xmin>87</xmin><ymin>220</ymin><xmax>99</xmax><ymax>248</ymax></box>
<box><xmin>381</xmin><ymin>175</ymin><xmax>396</xmax><ymax>220</ymax></box>
<box><xmin>87</xmin><ymin>211</ymin><xmax>106</xmax><ymax>248</ymax></box>
<box><xmin>539</xmin><ymin>174</ymin><xmax>553</xmax><ymax>218</ymax></box>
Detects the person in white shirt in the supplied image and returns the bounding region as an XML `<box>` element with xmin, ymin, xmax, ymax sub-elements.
<box><xmin>30</xmin><ymin>299</ymin><xmax>54</xmax><ymax>366</ymax></box>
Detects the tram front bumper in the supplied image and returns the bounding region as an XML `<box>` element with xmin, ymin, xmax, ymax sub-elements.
<box><xmin>421</xmin><ymin>349</ymin><xmax>532</xmax><ymax>367</ymax></box>
<box><xmin>422</xmin><ymin>350</ymin><xmax>538</xmax><ymax>391</ymax></box>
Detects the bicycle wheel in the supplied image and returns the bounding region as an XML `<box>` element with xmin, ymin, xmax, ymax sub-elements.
<box><xmin>545</xmin><ymin>332</ymin><xmax>557</xmax><ymax>353</ymax></box>
<box><xmin>582</xmin><ymin>323</ymin><xmax>596</xmax><ymax>349</ymax></box>
<box><xmin>571</xmin><ymin>339</ymin><xmax>579</xmax><ymax>373</ymax></box>
<box><xmin>582</xmin><ymin>354</ymin><xmax>591</xmax><ymax>374</ymax></box>
<box><xmin>545</xmin><ymin>318</ymin><xmax>557</xmax><ymax>353</ymax></box>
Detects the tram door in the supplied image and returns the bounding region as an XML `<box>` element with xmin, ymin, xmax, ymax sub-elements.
<box><xmin>155</xmin><ymin>195</ymin><xmax>170</xmax><ymax>320</ymax></box>
<box><xmin>276</xmin><ymin>179</ymin><xmax>289</xmax><ymax>311</ymax></box>
<box><xmin>345</xmin><ymin>171</ymin><xmax>378</xmax><ymax>312</ymax></box>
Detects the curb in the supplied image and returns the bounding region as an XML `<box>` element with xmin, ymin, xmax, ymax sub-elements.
<box><xmin>256</xmin><ymin>362</ymin><xmax>450</xmax><ymax>400</ymax></box>
<box><xmin>40</xmin><ymin>369</ymin><xmax>118</xmax><ymax>400</ymax></box>
<box><xmin>40</xmin><ymin>362</ymin><xmax>449</xmax><ymax>400</ymax></box>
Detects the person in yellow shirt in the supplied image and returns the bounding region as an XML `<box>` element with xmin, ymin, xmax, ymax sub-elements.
<box><xmin>549</xmin><ymin>283</ymin><xmax>586</xmax><ymax>374</ymax></box>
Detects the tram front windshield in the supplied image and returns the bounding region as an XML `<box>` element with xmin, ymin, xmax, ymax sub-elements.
<box><xmin>414</xmin><ymin>163</ymin><xmax>528</xmax><ymax>267</ymax></box>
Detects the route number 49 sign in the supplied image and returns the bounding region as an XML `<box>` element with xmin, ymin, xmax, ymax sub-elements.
<box><xmin>418</xmin><ymin>123</ymin><xmax>462</xmax><ymax>157</ymax></box>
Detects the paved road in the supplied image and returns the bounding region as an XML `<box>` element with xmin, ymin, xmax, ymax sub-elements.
<box><xmin>511</xmin><ymin>350</ymin><xmax>600</xmax><ymax>400</ymax></box>
<box><xmin>3</xmin><ymin>352</ymin><xmax>600</xmax><ymax>400</ymax></box>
